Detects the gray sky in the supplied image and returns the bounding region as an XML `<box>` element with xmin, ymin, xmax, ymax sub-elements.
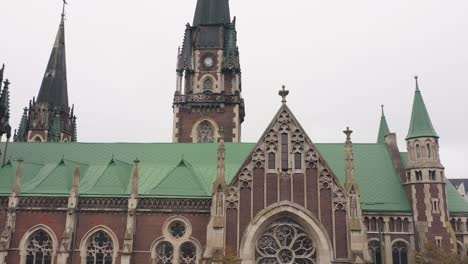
<box><xmin>1</xmin><ymin>0</ymin><xmax>467</xmax><ymax>178</ymax></box>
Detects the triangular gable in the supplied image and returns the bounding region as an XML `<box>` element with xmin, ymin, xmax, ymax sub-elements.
<box><xmin>148</xmin><ymin>159</ymin><xmax>209</xmax><ymax>198</ymax></box>
<box><xmin>229</xmin><ymin>104</ymin><xmax>346</xmax><ymax>195</ymax></box>
<box><xmin>80</xmin><ymin>159</ymin><xmax>132</xmax><ymax>196</ymax></box>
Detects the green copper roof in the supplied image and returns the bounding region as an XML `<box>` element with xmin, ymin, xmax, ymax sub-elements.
<box><xmin>406</xmin><ymin>77</ymin><xmax>438</xmax><ymax>140</ymax></box>
<box><xmin>377</xmin><ymin>106</ymin><xmax>390</xmax><ymax>144</ymax></box>
<box><xmin>193</xmin><ymin>0</ymin><xmax>231</xmax><ymax>26</ymax></box>
<box><xmin>316</xmin><ymin>143</ymin><xmax>412</xmax><ymax>213</ymax></box>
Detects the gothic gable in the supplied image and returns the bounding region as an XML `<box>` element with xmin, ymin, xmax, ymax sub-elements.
<box><xmin>224</xmin><ymin>104</ymin><xmax>350</xmax><ymax>261</ymax></box>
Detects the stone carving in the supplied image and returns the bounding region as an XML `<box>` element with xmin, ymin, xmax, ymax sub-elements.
<box><xmin>252</xmin><ymin>148</ymin><xmax>265</xmax><ymax>169</ymax></box>
<box><xmin>292</xmin><ymin>129</ymin><xmax>305</xmax><ymax>153</ymax></box>
<box><xmin>305</xmin><ymin>148</ymin><xmax>319</xmax><ymax>169</ymax></box>
<box><xmin>280</xmin><ymin>171</ymin><xmax>291</xmax><ymax>182</ymax></box>
<box><xmin>333</xmin><ymin>184</ymin><xmax>347</xmax><ymax>211</ymax></box>
<box><xmin>256</xmin><ymin>217</ymin><xmax>317</xmax><ymax>264</ymax></box>
<box><xmin>173</xmin><ymin>94</ymin><xmax>242</xmax><ymax>104</ymax></box>
<box><xmin>265</xmin><ymin>129</ymin><xmax>278</xmax><ymax>153</ymax></box>
<box><xmin>319</xmin><ymin>169</ymin><xmax>332</xmax><ymax>190</ymax></box>
<box><xmin>138</xmin><ymin>199</ymin><xmax>211</xmax><ymax>210</ymax></box>
<box><xmin>79</xmin><ymin>198</ymin><xmax>128</xmax><ymax>209</ymax></box>
<box><xmin>226</xmin><ymin>186</ymin><xmax>239</xmax><ymax>209</ymax></box>
<box><xmin>239</xmin><ymin>168</ymin><xmax>253</xmax><ymax>189</ymax></box>
<box><xmin>278</xmin><ymin>110</ymin><xmax>291</xmax><ymax>134</ymax></box>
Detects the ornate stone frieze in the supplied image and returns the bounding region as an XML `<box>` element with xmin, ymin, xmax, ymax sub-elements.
<box><xmin>319</xmin><ymin>169</ymin><xmax>333</xmax><ymax>190</ymax></box>
<box><xmin>78</xmin><ymin>198</ymin><xmax>128</xmax><ymax>209</ymax></box>
<box><xmin>305</xmin><ymin>148</ymin><xmax>319</xmax><ymax>169</ymax></box>
<box><xmin>333</xmin><ymin>184</ymin><xmax>347</xmax><ymax>212</ymax></box>
<box><xmin>239</xmin><ymin>168</ymin><xmax>253</xmax><ymax>189</ymax></box>
<box><xmin>252</xmin><ymin>148</ymin><xmax>265</xmax><ymax>169</ymax></box>
<box><xmin>17</xmin><ymin>197</ymin><xmax>68</xmax><ymax>209</ymax></box>
<box><xmin>138</xmin><ymin>198</ymin><xmax>211</xmax><ymax>210</ymax></box>
<box><xmin>225</xmin><ymin>186</ymin><xmax>239</xmax><ymax>209</ymax></box>
<box><xmin>280</xmin><ymin>171</ymin><xmax>291</xmax><ymax>182</ymax></box>
<box><xmin>173</xmin><ymin>94</ymin><xmax>243</xmax><ymax>104</ymax></box>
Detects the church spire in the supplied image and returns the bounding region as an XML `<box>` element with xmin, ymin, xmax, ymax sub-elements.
<box><xmin>37</xmin><ymin>4</ymin><xmax>68</xmax><ymax>107</ymax></box>
<box><xmin>377</xmin><ymin>105</ymin><xmax>390</xmax><ymax>144</ymax></box>
<box><xmin>193</xmin><ymin>0</ymin><xmax>231</xmax><ymax>26</ymax></box>
<box><xmin>406</xmin><ymin>76</ymin><xmax>438</xmax><ymax>140</ymax></box>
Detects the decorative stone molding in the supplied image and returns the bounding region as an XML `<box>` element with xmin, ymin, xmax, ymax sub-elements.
<box><xmin>138</xmin><ymin>198</ymin><xmax>211</xmax><ymax>211</ymax></box>
<box><xmin>173</xmin><ymin>94</ymin><xmax>243</xmax><ymax>104</ymax></box>
<box><xmin>333</xmin><ymin>184</ymin><xmax>347</xmax><ymax>212</ymax></box>
<box><xmin>278</xmin><ymin>110</ymin><xmax>291</xmax><ymax>134</ymax></box>
<box><xmin>291</xmin><ymin>129</ymin><xmax>305</xmax><ymax>153</ymax></box>
<box><xmin>17</xmin><ymin>197</ymin><xmax>68</xmax><ymax>209</ymax></box>
<box><xmin>239</xmin><ymin>168</ymin><xmax>253</xmax><ymax>189</ymax></box>
<box><xmin>319</xmin><ymin>169</ymin><xmax>332</xmax><ymax>190</ymax></box>
<box><xmin>78</xmin><ymin>197</ymin><xmax>128</xmax><ymax>209</ymax></box>
<box><xmin>265</xmin><ymin>129</ymin><xmax>278</xmax><ymax>153</ymax></box>
<box><xmin>305</xmin><ymin>148</ymin><xmax>319</xmax><ymax>169</ymax></box>
<box><xmin>226</xmin><ymin>186</ymin><xmax>239</xmax><ymax>209</ymax></box>
<box><xmin>252</xmin><ymin>148</ymin><xmax>265</xmax><ymax>169</ymax></box>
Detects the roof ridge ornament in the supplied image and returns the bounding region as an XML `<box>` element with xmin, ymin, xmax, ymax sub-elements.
<box><xmin>414</xmin><ymin>75</ymin><xmax>420</xmax><ymax>92</ymax></box>
<box><xmin>279</xmin><ymin>85</ymin><xmax>289</xmax><ymax>104</ymax></box>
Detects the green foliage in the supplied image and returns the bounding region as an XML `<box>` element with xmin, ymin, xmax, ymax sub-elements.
<box><xmin>413</xmin><ymin>244</ymin><xmax>468</xmax><ymax>264</ymax></box>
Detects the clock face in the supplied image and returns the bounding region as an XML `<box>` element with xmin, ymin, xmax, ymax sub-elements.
<box><xmin>203</xmin><ymin>56</ymin><xmax>214</xmax><ymax>68</ymax></box>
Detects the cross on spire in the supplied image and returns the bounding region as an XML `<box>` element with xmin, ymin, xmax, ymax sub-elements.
<box><xmin>279</xmin><ymin>85</ymin><xmax>289</xmax><ymax>104</ymax></box>
<box><xmin>62</xmin><ymin>0</ymin><xmax>68</xmax><ymax>18</ymax></box>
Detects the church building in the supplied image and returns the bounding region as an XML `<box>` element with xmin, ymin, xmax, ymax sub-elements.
<box><xmin>1</xmin><ymin>0</ymin><xmax>468</xmax><ymax>264</ymax></box>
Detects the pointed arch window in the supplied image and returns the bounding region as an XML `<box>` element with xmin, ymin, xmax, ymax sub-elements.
<box><xmin>255</xmin><ymin>217</ymin><xmax>317</xmax><ymax>264</ymax></box>
<box><xmin>179</xmin><ymin>242</ymin><xmax>197</xmax><ymax>264</ymax></box>
<box><xmin>85</xmin><ymin>231</ymin><xmax>114</xmax><ymax>264</ymax></box>
<box><xmin>369</xmin><ymin>240</ymin><xmax>383</xmax><ymax>264</ymax></box>
<box><xmin>392</xmin><ymin>241</ymin><xmax>408</xmax><ymax>264</ymax></box>
<box><xmin>426</xmin><ymin>143</ymin><xmax>431</xmax><ymax>158</ymax></box>
<box><xmin>197</xmin><ymin>121</ymin><xmax>215</xmax><ymax>143</ymax></box>
<box><xmin>25</xmin><ymin>230</ymin><xmax>53</xmax><ymax>264</ymax></box>
<box><xmin>156</xmin><ymin>241</ymin><xmax>174</xmax><ymax>264</ymax></box>
<box><xmin>416</xmin><ymin>144</ymin><xmax>421</xmax><ymax>159</ymax></box>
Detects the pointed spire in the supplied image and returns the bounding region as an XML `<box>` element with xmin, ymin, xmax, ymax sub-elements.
<box><xmin>406</xmin><ymin>76</ymin><xmax>439</xmax><ymax>140</ymax></box>
<box><xmin>213</xmin><ymin>126</ymin><xmax>226</xmax><ymax>193</ymax></box>
<box><xmin>193</xmin><ymin>0</ymin><xmax>231</xmax><ymax>26</ymax></box>
<box><xmin>37</xmin><ymin>6</ymin><xmax>68</xmax><ymax>107</ymax></box>
<box><xmin>15</xmin><ymin>108</ymin><xmax>28</xmax><ymax>142</ymax></box>
<box><xmin>377</xmin><ymin>105</ymin><xmax>390</xmax><ymax>144</ymax></box>
<box><xmin>343</xmin><ymin>127</ymin><xmax>358</xmax><ymax>193</ymax></box>
<box><xmin>71</xmin><ymin>116</ymin><xmax>77</xmax><ymax>142</ymax></box>
<box><xmin>0</xmin><ymin>64</ymin><xmax>4</xmax><ymax>91</ymax></box>
<box><xmin>0</xmin><ymin>79</ymin><xmax>11</xmax><ymax>122</ymax></box>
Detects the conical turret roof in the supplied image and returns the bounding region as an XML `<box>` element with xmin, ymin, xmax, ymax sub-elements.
<box><xmin>406</xmin><ymin>76</ymin><xmax>438</xmax><ymax>140</ymax></box>
<box><xmin>377</xmin><ymin>105</ymin><xmax>390</xmax><ymax>144</ymax></box>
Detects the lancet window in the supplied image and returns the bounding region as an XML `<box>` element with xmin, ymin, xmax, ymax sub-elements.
<box><xmin>25</xmin><ymin>230</ymin><xmax>53</xmax><ymax>264</ymax></box>
<box><xmin>392</xmin><ymin>241</ymin><xmax>408</xmax><ymax>264</ymax></box>
<box><xmin>156</xmin><ymin>242</ymin><xmax>174</xmax><ymax>264</ymax></box>
<box><xmin>369</xmin><ymin>240</ymin><xmax>383</xmax><ymax>264</ymax></box>
<box><xmin>85</xmin><ymin>231</ymin><xmax>114</xmax><ymax>264</ymax></box>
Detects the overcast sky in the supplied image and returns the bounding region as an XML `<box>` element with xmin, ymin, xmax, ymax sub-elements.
<box><xmin>1</xmin><ymin>0</ymin><xmax>467</xmax><ymax>178</ymax></box>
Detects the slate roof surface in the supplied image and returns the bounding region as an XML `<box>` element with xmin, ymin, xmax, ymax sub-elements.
<box><xmin>0</xmin><ymin>142</ymin><xmax>467</xmax><ymax>214</ymax></box>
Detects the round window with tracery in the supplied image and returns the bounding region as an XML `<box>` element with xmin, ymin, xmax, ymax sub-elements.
<box><xmin>169</xmin><ymin>221</ymin><xmax>186</xmax><ymax>239</ymax></box>
<box><xmin>256</xmin><ymin>217</ymin><xmax>317</xmax><ymax>264</ymax></box>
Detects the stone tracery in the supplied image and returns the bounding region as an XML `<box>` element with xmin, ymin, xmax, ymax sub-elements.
<box><xmin>255</xmin><ymin>217</ymin><xmax>317</xmax><ymax>264</ymax></box>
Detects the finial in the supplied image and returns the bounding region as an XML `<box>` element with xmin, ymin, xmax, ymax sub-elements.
<box><xmin>344</xmin><ymin>127</ymin><xmax>353</xmax><ymax>143</ymax></box>
<box><xmin>414</xmin><ymin>75</ymin><xmax>420</xmax><ymax>92</ymax></box>
<box><xmin>219</xmin><ymin>126</ymin><xmax>225</xmax><ymax>141</ymax></box>
<box><xmin>3</xmin><ymin>79</ymin><xmax>10</xmax><ymax>88</ymax></box>
<box><xmin>279</xmin><ymin>85</ymin><xmax>289</xmax><ymax>104</ymax></box>
<box><xmin>134</xmin><ymin>158</ymin><xmax>140</xmax><ymax>164</ymax></box>
<box><xmin>381</xmin><ymin>104</ymin><xmax>385</xmax><ymax>117</ymax></box>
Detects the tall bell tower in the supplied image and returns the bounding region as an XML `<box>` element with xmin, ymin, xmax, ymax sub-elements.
<box><xmin>405</xmin><ymin>76</ymin><xmax>452</xmax><ymax>250</ymax></box>
<box><xmin>172</xmin><ymin>0</ymin><xmax>245</xmax><ymax>143</ymax></box>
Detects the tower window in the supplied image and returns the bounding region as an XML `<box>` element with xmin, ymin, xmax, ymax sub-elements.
<box><xmin>294</xmin><ymin>153</ymin><xmax>302</xmax><ymax>170</ymax></box>
<box><xmin>197</xmin><ymin>121</ymin><xmax>215</xmax><ymax>143</ymax></box>
<box><xmin>203</xmin><ymin>78</ymin><xmax>213</xmax><ymax>91</ymax></box>
<box><xmin>268</xmin><ymin>153</ymin><xmax>276</xmax><ymax>170</ymax></box>
<box><xmin>416</xmin><ymin>144</ymin><xmax>421</xmax><ymax>159</ymax></box>
<box><xmin>406</xmin><ymin>172</ymin><xmax>411</xmax><ymax>182</ymax></box>
<box><xmin>432</xmin><ymin>198</ymin><xmax>440</xmax><ymax>213</ymax></box>
<box><xmin>415</xmin><ymin>171</ymin><xmax>423</xmax><ymax>181</ymax></box>
<box><xmin>426</xmin><ymin>143</ymin><xmax>431</xmax><ymax>158</ymax></box>
<box><xmin>429</xmin><ymin>170</ymin><xmax>436</xmax><ymax>181</ymax></box>
<box><xmin>281</xmin><ymin>133</ymin><xmax>288</xmax><ymax>170</ymax></box>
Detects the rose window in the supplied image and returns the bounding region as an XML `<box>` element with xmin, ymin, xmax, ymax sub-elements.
<box><xmin>25</xmin><ymin>230</ymin><xmax>53</xmax><ymax>264</ymax></box>
<box><xmin>256</xmin><ymin>217</ymin><xmax>317</xmax><ymax>264</ymax></box>
<box><xmin>169</xmin><ymin>221</ymin><xmax>186</xmax><ymax>239</ymax></box>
